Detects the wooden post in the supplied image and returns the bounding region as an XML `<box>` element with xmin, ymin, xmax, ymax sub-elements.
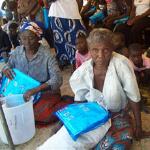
<box><xmin>0</xmin><ymin>101</ymin><xmax>15</xmax><ymax>150</ymax></box>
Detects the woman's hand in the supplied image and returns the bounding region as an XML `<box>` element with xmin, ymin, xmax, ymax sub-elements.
<box><xmin>23</xmin><ymin>83</ymin><xmax>49</xmax><ymax>101</ymax></box>
<box><xmin>129</xmin><ymin>101</ymin><xmax>142</xmax><ymax>140</ymax></box>
<box><xmin>127</xmin><ymin>16</ymin><xmax>141</xmax><ymax>25</ymax></box>
<box><xmin>23</xmin><ymin>88</ymin><xmax>38</xmax><ymax>102</ymax></box>
<box><xmin>2</xmin><ymin>68</ymin><xmax>15</xmax><ymax>80</ymax></box>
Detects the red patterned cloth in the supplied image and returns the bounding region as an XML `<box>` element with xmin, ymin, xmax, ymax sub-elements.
<box><xmin>95</xmin><ymin>111</ymin><xmax>133</xmax><ymax>150</ymax></box>
<box><xmin>34</xmin><ymin>92</ymin><xmax>74</xmax><ymax>126</ymax></box>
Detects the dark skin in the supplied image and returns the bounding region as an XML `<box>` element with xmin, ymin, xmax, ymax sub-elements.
<box><xmin>2</xmin><ymin>30</ymin><xmax>50</xmax><ymax>101</ymax></box>
<box><xmin>90</xmin><ymin>42</ymin><xmax>112</xmax><ymax>91</ymax></box>
<box><xmin>73</xmin><ymin>37</ymin><xmax>88</xmax><ymax>71</ymax></box>
<box><xmin>129</xmin><ymin>50</ymin><xmax>143</xmax><ymax>68</ymax></box>
<box><xmin>75</xmin><ymin>37</ymin><xmax>88</xmax><ymax>55</ymax></box>
<box><xmin>89</xmin><ymin>41</ymin><xmax>145</xmax><ymax>140</ymax></box>
<box><xmin>0</xmin><ymin>27</ymin><xmax>12</xmax><ymax>52</ymax></box>
<box><xmin>129</xmin><ymin>50</ymin><xmax>150</xmax><ymax>86</ymax></box>
<box><xmin>104</xmin><ymin>0</ymin><xmax>131</xmax><ymax>28</ymax></box>
<box><xmin>17</xmin><ymin>0</ymin><xmax>39</xmax><ymax>19</ymax></box>
<box><xmin>76</xmin><ymin>0</ymin><xmax>83</xmax><ymax>12</ymax></box>
<box><xmin>127</xmin><ymin>0</ymin><xmax>150</xmax><ymax>26</ymax></box>
<box><xmin>1</xmin><ymin>0</ymin><xmax>17</xmax><ymax>12</ymax></box>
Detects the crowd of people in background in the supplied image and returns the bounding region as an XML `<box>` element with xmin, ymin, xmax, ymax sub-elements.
<box><xmin>0</xmin><ymin>0</ymin><xmax>150</xmax><ymax>149</ymax></box>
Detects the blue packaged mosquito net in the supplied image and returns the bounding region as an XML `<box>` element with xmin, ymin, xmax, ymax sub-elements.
<box><xmin>0</xmin><ymin>68</ymin><xmax>41</xmax><ymax>103</ymax></box>
<box><xmin>55</xmin><ymin>102</ymin><xmax>110</xmax><ymax>140</ymax></box>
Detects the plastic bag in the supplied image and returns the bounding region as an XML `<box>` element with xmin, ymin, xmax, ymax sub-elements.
<box><xmin>55</xmin><ymin>102</ymin><xmax>110</xmax><ymax>140</ymax></box>
<box><xmin>113</xmin><ymin>16</ymin><xmax>129</xmax><ymax>25</ymax></box>
<box><xmin>0</xmin><ymin>69</ymin><xmax>41</xmax><ymax>104</ymax></box>
<box><xmin>43</xmin><ymin>7</ymin><xmax>50</xmax><ymax>29</ymax></box>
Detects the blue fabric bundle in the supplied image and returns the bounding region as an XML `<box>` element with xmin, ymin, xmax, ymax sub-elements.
<box><xmin>0</xmin><ymin>69</ymin><xmax>41</xmax><ymax>104</ymax></box>
<box><xmin>89</xmin><ymin>11</ymin><xmax>105</xmax><ymax>25</ymax></box>
<box><xmin>55</xmin><ymin>102</ymin><xmax>110</xmax><ymax>140</ymax></box>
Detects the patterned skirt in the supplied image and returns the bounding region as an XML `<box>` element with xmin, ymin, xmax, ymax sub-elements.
<box><xmin>50</xmin><ymin>17</ymin><xmax>86</xmax><ymax>65</ymax></box>
<box><xmin>34</xmin><ymin>92</ymin><xmax>74</xmax><ymax>126</ymax></box>
<box><xmin>95</xmin><ymin>111</ymin><xmax>133</xmax><ymax>150</ymax></box>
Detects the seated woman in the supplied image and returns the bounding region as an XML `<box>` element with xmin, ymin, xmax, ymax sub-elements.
<box><xmin>2</xmin><ymin>21</ymin><xmax>73</xmax><ymax>125</ymax></box>
<box><xmin>37</xmin><ymin>28</ymin><xmax>148</xmax><ymax>150</ymax></box>
<box><xmin>103</xmin><ymin>0</ymin><xmax>131</xmax><ymax>29</ymax></box>
<box><xmin>17</xmin><ymin>0</ymin><xmax>55</xmax><ymax>49</ymax></box>
<box><xmin>81</xmin><ymin>0</ymin><xmax>106</xmax><ymax>29</ymax></box>
<box><xmin>115</xmin><ymin>0</ymin><xmax>150</xmax><ymax>45</ymax></box>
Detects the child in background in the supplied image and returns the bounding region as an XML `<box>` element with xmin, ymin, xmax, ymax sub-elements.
<box><xmin>8</xmin><ymin>22</ymin><xmax>20</xmax><ymax>49</ymax></box>
<box><xmin>113</xmin><ymin>32</ymin><xmax>129</xmax><ymax>58</ymax></box>
<box><xmin>0</xmin><ymin>26</ymin><xmax>12</xmax><ymax>62</ymax></box>
<box><xmin>128</xmin><ymin>43</ymin><xmax>150</xmax><ymax>113</ymax></box>
<box><xmin>75</xmin><ymin>33</ymin><xmax>91</xmax><ymax>69</ymax></box>
<box><xmin>128</xmin><ymin>43</ymin><xmax>150</xmax><ymax>86</ymax></box>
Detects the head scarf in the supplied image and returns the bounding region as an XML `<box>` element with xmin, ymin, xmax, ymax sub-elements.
<box><xmin>20</xmin><ymin>21</ymin><xmax>43</xmax><ymax>37</ymax></box>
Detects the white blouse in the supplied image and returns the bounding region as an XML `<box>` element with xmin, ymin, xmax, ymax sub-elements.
<box><xmin>70</xmin><ymin>52</ymin><xmax>141</xmax><ymax>112</ymax></box>
<box><xmin>134</xmin><ymin>0</ymin><xmax>150</xmax><ymax>16</ymax></box>
<box><xmin>49</xmin><ymin>0</ymin><xmax>81</xmax><ymax>19</ymax></box>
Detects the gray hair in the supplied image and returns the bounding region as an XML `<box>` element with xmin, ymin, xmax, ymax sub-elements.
<box><xmin>87</xmin><ymin>28</ymin><xmax>114</xmax><ymax>48</ymax></box>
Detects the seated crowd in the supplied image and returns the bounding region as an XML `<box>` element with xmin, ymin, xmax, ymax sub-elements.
<box><xmin>0</xmin><ymin>0</ymin><xmax>150</xmax><ymax>149</ymax></box>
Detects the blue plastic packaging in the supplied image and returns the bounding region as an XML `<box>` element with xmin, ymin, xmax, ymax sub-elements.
<box><xmin>55</xmin><ymin>102</ymin><xmax>110</xmax><ymax>140</ymax></box>
<box><xmin>0</xmin><ymin>69</ymin><xmax>41</xmax><ymax>104</ymax></box>
<box><xmin>114</xmin><ymin>16</ymin><xmax>129</xmax><ymax>25</ymax></box>
<box><xmin>43</xmin><ymin>7</ymin><xmax>50</xmax><ymax>29</ymax></box>
<box><xmin>89</xmin><ymin>11</ymin><xmax>105</xmax><ymax>25</ymax></box>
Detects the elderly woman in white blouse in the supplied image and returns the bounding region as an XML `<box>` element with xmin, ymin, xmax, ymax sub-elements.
<box><xmin>37</xmin><ymin>28</ymin><xmax>147</xmax><ymax>150</ymax></box>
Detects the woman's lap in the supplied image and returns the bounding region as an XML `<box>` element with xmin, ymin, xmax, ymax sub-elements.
<box><xmin>130</xmin><ymin>17</ymin><xmax>150</xmax><ymax>44</ymax></box>
<box><xmin>95</xmin><ymin>112</ymin><xmax>133</xmax><ymax>150</ymax></box>
<box><xmin>34</xmin><ymin>92</ymin><xmax>74</xmax><ymax>125</ymax></box>
<box><xmin>114</xmin><ymin>17</ymin><xmax>150</xmax><ymax>45</ymax></box>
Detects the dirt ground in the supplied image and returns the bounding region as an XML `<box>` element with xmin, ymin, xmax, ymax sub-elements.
<box><xmin>0</xmin><ymin>66</ymin><xmax>150</xmax><ymax>150</ymax></box>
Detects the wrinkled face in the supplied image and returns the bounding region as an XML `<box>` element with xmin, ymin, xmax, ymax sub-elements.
<box><xmin>76</xmin><ymin>38</ymin><xmax>88</xmax><ymax>54</ymax></box>
<box><xmin>17</xmin><ymin>0</ymin><xmax>37</xmax><ymax>16</ymax></box>
<box><xmin>20</xmin><ymin>30</ymin><xmax>39</xmax><ymax>50</ymax></box>
<box><xmin>89</xmin><ymin>42</ymin><xmax>113</xmax><ymax>67</ymax></box>
<box><xmin>129</xmin><ymin>50</ymin><xmax>143</xmax><ymax>66</ymax></box>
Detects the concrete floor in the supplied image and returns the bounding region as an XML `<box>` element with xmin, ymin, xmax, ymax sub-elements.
<box><xmin>0</xmin><ymin>66</ymin><xmax>150</xmax><ymax>150</ymax></box>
